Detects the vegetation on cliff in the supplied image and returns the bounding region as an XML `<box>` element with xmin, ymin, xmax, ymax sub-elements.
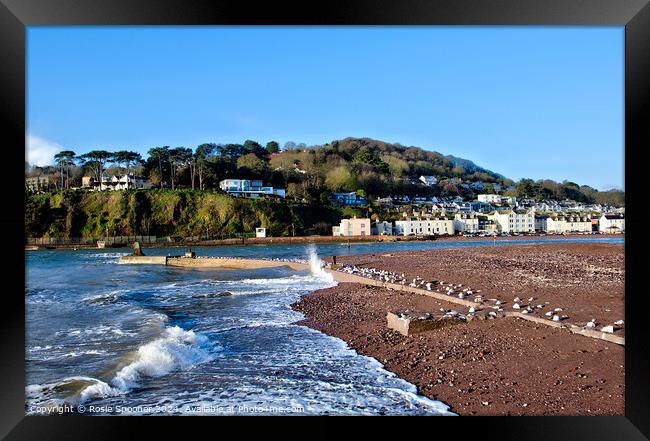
<box><xmin>25</xmin><ymin>189</ymin><xmax>346</xmax><ymax>239</ymax></box>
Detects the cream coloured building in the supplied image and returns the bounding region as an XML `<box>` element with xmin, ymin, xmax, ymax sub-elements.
<box><xmin>488</xmin><ymin>209</ymin><xmax>535</xmax><ymax>233</ymax></box>
<box><xmin>453</xmin><ymin>213</ymin><xmax>479</xmax><ymax>234</ymax></box>
<box><xmin>535</xmin><ymin>214</ymin><xmax>592</xmax><ymax>234</ymax></box>
<box><xmin>564</xmin><ymin>215</ymin><xmax>592</xmax><ymax>233</ymax></box>
<box><xmin>394</xmin><ymin>218</ymin><xmax>454</xmax><ymax>236</ymax></box>
<box><xmin>333</xmin><ymin>217</ymin><xmax>372</xmax><ymax>236</ymax></box>
<box><xmin>598</xmin><ymin>214</ymin><xmax>625</xmax><ymax>233</ymax></box>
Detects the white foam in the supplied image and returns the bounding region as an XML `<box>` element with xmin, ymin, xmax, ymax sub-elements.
<box><xmin>307</xmin><ymin>244</ymin><xmax>334</xmax><ymax>282</ymax></box>
<box><xmin>29</xmin><ymin>326</ymin><xmax>217</xmax><ymax>407</ymax></box>
<box><xmin>109</xmin><ymin>326</ymin><xmax>213</xmax><ymax>391</ymax></box>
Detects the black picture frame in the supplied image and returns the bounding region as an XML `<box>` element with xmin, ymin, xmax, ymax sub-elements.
<box><xmin>2</xmin><ymin>0</ymin><xmax>648</xmax><ymax>439</ymax></box>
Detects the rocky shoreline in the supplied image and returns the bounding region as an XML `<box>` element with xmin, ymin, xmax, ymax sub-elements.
<box><xmin>292</xmin><ymin>242</ymin><xmax>624</xmax><ymax>416</ymax></box>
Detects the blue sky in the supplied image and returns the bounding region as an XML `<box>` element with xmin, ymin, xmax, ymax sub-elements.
<box><xmin>27</xmin><ymin>26</ymin><xmax>624</xmax><ymax>190</ymax></box>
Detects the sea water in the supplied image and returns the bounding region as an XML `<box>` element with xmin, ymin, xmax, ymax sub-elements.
<box><xmin>25</xmin><ymin>237</ymin><xmax>621</xmax><ymax>415</ymax></box>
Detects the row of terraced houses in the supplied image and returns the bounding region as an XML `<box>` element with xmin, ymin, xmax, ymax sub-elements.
<box><xmin>332</xmin><ymin>212</ymin><xmax>624</xmax><ymax>237</ymax></box>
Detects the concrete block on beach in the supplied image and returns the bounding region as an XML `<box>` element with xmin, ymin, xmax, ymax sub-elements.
<box><xmin>387</xmin><ymin>311</ymin><xmax>464</xmax><ymax>336</ymax></box>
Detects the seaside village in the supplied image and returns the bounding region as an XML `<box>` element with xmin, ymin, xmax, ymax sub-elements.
<box><xmin>201</xmin><ymin>177</ymin><xmax>624</xmax><ymax>237</ymax></box>
<box><xmin>330</xmin><ymin>192</ymin><xmax>624</xmax><ymax>238</ymax></box>
<box><xmin>27</xmin><ymin>173</ymin><xmax>624</xmax><ymax>237</ymax></box>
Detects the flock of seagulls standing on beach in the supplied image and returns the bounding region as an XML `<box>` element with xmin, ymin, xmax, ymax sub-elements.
<box><xmin>334</xmin><ymin>262</ymin><xmax>623</xmax><ymax>334</ymax></box>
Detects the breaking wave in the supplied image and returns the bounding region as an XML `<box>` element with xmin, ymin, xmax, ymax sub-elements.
<box><xmin>26</xmin><ymin>326</ymin><xmax>215</xmax><ymax>411</ymax></box>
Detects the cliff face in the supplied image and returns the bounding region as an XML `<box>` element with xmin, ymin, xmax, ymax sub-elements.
<box><xmin>25</xmin><ymin>189</ymin><xmax>342</xmax><ymax>239</ymax></box>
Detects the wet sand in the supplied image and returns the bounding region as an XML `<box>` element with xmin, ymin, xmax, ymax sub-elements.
<box><xmin>292</xmin><ymin>242</ymin><xmax>624</xmax><ymax>416</ymax></box>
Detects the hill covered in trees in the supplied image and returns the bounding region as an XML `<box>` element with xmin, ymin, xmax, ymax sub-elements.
<box><xmin>29</xmin><ymin>137</ymin><xmax>623</xmax><ymax>206</ymax></box>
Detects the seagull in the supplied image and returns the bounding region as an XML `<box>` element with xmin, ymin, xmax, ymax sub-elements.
<box><xmin>545</xmin><ymin>311</ymin><xmax>553</xmax><ymax>317</ymax></box>
<box><xmin>614</xmin><ymin>320</ymin><xmax>624</xmax><ymax>326</ymax></box>
<box><xmin>552</xmin><ymin>315</ymin><xmax>561</xmax><ymax>321</ymax></box>
<box><xmin>513</xmin><ymin>303</ymin><xmax>521</xmax><ymax>309</ymax></box>
<box><xmin>554</xmin><ymin>308</ymin><xmax>563</xmax><ymax>312</ymax></box>
<box><xmin>514</xmin><ymin>297</ymin><xmax>521</xmax><ymax>303</ymax></box>
<box><xmin>469</xmin><ymin>307</ymin><xmax>476</xmax><ymax>314</ymax></box>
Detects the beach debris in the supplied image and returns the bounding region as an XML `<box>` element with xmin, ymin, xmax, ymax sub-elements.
<box><xmin>601</xmin><ymin>325</ymin><xmax>615</xmax><ymax>334</ymax></box>
<box><xmin>387</xmin><ymin>311</ymin><xmax>465</xmax><ymax>336</ymax></box>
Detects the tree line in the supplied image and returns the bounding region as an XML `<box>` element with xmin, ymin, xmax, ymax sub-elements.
<box><xmin>26</xmin><ymin>137</ymin><xmax>624</xmax><ymax>207</ymax></box>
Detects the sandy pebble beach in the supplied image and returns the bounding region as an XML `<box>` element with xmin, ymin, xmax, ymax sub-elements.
<box><xmin>292</xmin><ymin>242</ymin><xmax>624</xmax><ymax>416</ymax></box>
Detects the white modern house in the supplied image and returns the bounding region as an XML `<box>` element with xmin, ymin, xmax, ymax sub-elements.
<box><xmin>219</xmin><ymin>179</ymin><xmax>286</xmax><ymax>198</ymax></box>
<box><xmin>419</xmin><ymin>175</ymin><xmax>438</xmax><ymax>186</ymax></box>
<box><xmin>488</xmin><ymin>209</ymin><xmax>535</xmax><ymax>233</ymax></box>
<box><xmin>598</xmin><ymin>214</ymin><xmax>625</xmax><ymax>233</ymax></box>
<box><xmin>394</xmin><ymin>218</ymin><xmax>454</xmax><ymax>236</ymax></box>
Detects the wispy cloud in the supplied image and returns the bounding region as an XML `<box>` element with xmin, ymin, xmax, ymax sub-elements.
<box><xmin>26</xmin><ymin>134</ymin><xmax>61</xmax><ymax>166</ymax></box>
